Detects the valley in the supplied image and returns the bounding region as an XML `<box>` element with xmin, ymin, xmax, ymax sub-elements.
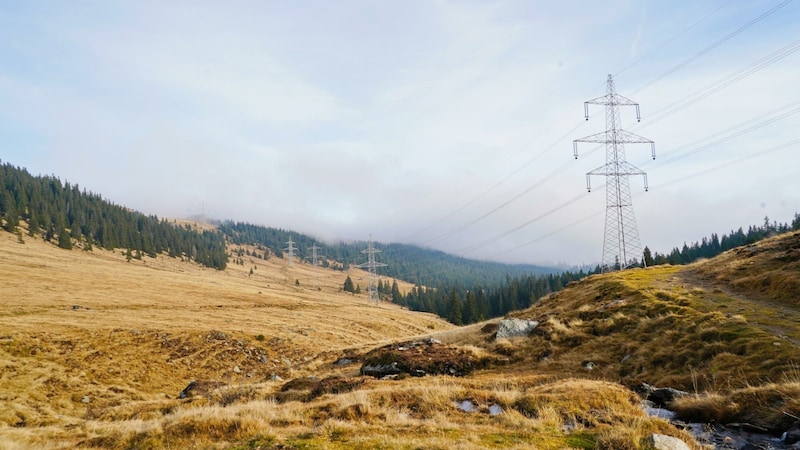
<box><xmin>1</xmin><ymin>228</ymin><xmax>799</xmax><ymax>449</ymax></box>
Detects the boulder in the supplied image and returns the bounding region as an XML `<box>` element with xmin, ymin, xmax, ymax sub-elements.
<box><xmin>647</xmin><ymin>434</ymin><xmax>691</xmax><ymax>450</ymax></box>
<box><xmin>178</xmin><ymin>380</ymin><xmax>226</xmax><ymax>399</ymax></box>
<box><xmin>636</xmin><ymin>382</ymin><xmax>688</xmax><ymax>407</ymax></box>
<box><xmin>496</xmin><ymin>318</ymin><xmax>539</xmax><ymax>339</ymax></box>
<box><xmin>360</xmin><ymin>339</ymin><xmax>478</xmax><ymax>378</ymax></box>
<box><xmin>361</xmin><ymin>361</ymin><xmax>402</xmax><ymax>378</ymax></box>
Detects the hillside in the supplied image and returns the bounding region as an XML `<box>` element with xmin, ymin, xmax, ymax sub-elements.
<box><xmin>0</xmin><ymin>226</ymin><xmax>698</xmax><ymax>449</ymax></box>
<box><xmin>2</xmin><ymin>229</ymin><xmax>799</xmax><ymax>449</ymax></box>
<box><xmin>0</xmin><ymin>230</ymin><xmax>452</xmax><ymax>447</ymax></box>
<box><xmin>219</xmin><ymin>221</ymin><xmax>563</xmax><ymax>288</ymax></box>
<box><xmin>475</xmin><ymin>230</ymin><xmax>800</xmax><ymax>390</ymax></box>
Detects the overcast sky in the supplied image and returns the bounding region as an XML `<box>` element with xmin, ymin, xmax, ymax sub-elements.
<box><xmin>1</xmin><ymin>0</ymin><xmax>798</xmax><ymax>266</ymax></box>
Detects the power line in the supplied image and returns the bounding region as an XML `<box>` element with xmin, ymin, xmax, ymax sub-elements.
<box><xmin>406</xmin><ymin>120</ymin><xmax>586</xmax><ymax>243</ymax></box>
<box><xmin>650</xmin><ymin>98</ymin><xmax>800</xmax><ymax>168</ymax></box>
<box><xmin>486</xmin><ymin>207</ymin><xmax>603</xmax><ymax>261</ymax></box>
<box><xmin>460</xmin><ymin>191</ymin><xmax>588</xmax><ymax>256</ymax></box>
<box><xmin>655</xmin><ymin>137</ymin><xmax>800</xmax><ymax>189</ymax></box>
<box><xmin>487</xmin><ymin>136</ymin><xmax>797</xmax><ymax>262</ymax></box>
<box><xmin>643</xmin><ymin>38</ymin><xmax>800</xmax><ymax>127</ymax></box>
<box><xmin>424</xmin><ymin>158</ymin><xmax>576</xmax><ymax>246</ymax></box>
<box><xmin>402</xmin><ymin>3</ymin><xmax>762</xmax><ymax>250</ymax></box>
<box><xmin>615</xmin><ymin>0</ymin><xmax>735</xmax><ymax>78</ymax></box>
<box><xmin>630</xmin><ymin>0</ymin><xmax>793</xmax><ymax>95</ymax></box>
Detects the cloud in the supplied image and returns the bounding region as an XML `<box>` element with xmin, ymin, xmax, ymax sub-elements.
<box><xmin>1</xmin><ymin>0</ymin><xmax>798</xmax><ymax>266</ymax></box>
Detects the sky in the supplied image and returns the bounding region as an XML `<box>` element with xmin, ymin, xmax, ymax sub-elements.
<box><xmin>1</xmin><ymin>0</ymin><xmax>799</xmax><ymax>267</ymax></box>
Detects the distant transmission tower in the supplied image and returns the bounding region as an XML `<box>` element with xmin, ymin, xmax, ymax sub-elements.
<box><xmin>308</xmin><ymin>244</ymin><xmax>322</xmax><ymax>290</ymax></box>
<box><xmin>284</xmin><ymin>236</ymin><xmax>297</xmax><ymax>268</ymax></box>
<box><xmin>573</xmin><ymin>74</ymin><xmax>656</xmax><ymax>272</ymax></box>
<box><xmin>357</xmin><ymin>235</ymin><xmax>387</xmax><ymax>304</ymax></box>
<box><xmin>198</xmin><ymin>202</ymin><xmax>208</xmax><ymax>225</ymax></box>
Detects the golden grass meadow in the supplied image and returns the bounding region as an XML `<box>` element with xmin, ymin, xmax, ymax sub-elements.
<box><xmin>2</xmin><ymin>227</ymin><xmax>799</xmax><ymax>449</ymax></box>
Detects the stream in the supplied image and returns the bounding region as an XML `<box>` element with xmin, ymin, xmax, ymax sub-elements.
<box><xmin>645</xmin><ymin>404</ymin><xmax>800</xmax><ymax>449</ymax></box>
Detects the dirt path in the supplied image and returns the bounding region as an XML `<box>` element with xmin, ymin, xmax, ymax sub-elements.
<box><xmin>675</xmin><ymin>267</ymin><xmax>800</xmax><ymax>348</ymax></box>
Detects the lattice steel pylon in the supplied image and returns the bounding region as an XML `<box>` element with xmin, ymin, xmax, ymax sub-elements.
<box><xmin>357</xmin><ymin>235</ymin><xmax>387</xmax><ymax>304</ymax></box>
<box><xmin>573</xmin><ymin>74</ymin><xmax>656</xmax><ymax>273</ymax></box>
<box><xmin>307</xmin><ymin>244</ymin><xmax>322</xmax><ymax>290</ymax></box>
<box><xmin>284</xmin><ymin>236</ymin><xmax>297</xmax><ymax>268</ymax></box>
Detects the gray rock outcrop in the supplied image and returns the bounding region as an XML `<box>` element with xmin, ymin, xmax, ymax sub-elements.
<box><xmin>648</xmin><ymin>434</ymin><xmax>691</xmax><ymax>450</ymax></box>
<box><xmin>496</xmin><ymin>318</ymin><xmax>539</xmax><ymax>339</ymax></box>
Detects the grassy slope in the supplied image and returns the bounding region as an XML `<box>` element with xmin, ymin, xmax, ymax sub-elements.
<box><xmin>7</xmin><ymin>229</ymin><xmax>797</xmax><ymax>449</ymax></box>
<box><xmin>0</xmin><ymin>230</ymin><xmax>452</xmax><ymax>447</ymax></box>
<box><xmin>438</xmin><ymin>230</ymin><xmax>800</xmax><ymax>434</ymax></box>
<box><xmin>0</xmin><ymin>227</ymin><xmax>697</xmax><ymax>450</ymax></box>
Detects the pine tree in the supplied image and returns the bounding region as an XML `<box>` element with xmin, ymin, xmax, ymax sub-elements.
<box><xmin>57</xmin><ymin>227</ymin><xmax>72</xmax><ymax>249</ymax></box>
<box><xmin>447</xmin><ymin>289</ymin><xmax>463</xmax><ymax>325</ymax></box>
<box><xmin>643</xmin><ymin>246</ymin><xmax>654</xmax><ymax>267</ymax></box>
<box><xmin>463</xmin><ymin>290</ymin><xmax>480</xmax><ymax>324</ymax></box>
<box><xmin>343</xmin><ymin>275</ymin><xmax>355</xmax><ymax>293</ymax></box>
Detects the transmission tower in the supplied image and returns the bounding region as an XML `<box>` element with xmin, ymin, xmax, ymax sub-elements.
<box><xmin>284</xmin><ymin>236</ymin><xmax>297</xmax><ymax>268</ymax></box>
<box><xmin>308</xmin><ymin>244</ymin><xmax>322</xmax><ymax>290</ymax></box>
<box><xmin>573</xmin><ymin>74</ymin><xmax>656</xmax><ymax>273</ymax></box>
<box><xmin>198</xmin><ymin>201</ymin><xmax>208</xmax><ymax>225</ymax></box>
<box><xmin>356</xmin><ymin>235</ymin><xmax>387</xmax><ymax>304</ymax></box>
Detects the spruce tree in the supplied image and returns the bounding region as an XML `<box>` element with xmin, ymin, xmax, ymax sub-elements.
<box><xmin>343</xmin><ymin>275</ymin><xmax>355</xmax><ymax>293</ymax></box>
<box><xmin>447</xmin><ymin>289</ymin><xmax>463</xmax><ymax>325</ymax></box>
<box><xmin>57</xmin><ymin>228</ymin><xmax>72</xmax><ymax>249</ymax></box>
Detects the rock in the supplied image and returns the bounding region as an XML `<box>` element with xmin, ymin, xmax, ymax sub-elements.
<box><xmin>334</xmin><ymin>358</ymin><xmax>354</xmax><ymax>366</ymax></box>
<box><xmin>582</xmin><ymin>360</ymin><xmax>596</xmax><ymax>370</ymax></box>
<box><xmin>496</xmin><ymin>318</ymin><xmax>539</xmax><ymax>339</ymax></box>
<box><xmin>361</xmin><ymin>362</ymin><xmax>401</xmax><ymax>378</ymax></box>
<box><xmin>360</xmin><ymin>340</ymin><xmax>478</xmax><ymax>378</ymax></box>
<box><xmin>270</xmin><ymin>374</ymin><xmax>283</xmax><ymax>382</ymax></box>
<box><xmin>456</xmin><ymin>400</ymin><xmax>476</xmax><ymax>412</ymax></box>
<box><xmin>81</xmin><ymin>396</ymin><xmax>90</xmax><ymax>404</ymax></box>
<box><xmin>488</xmin><ymin>404</ymin><xmax>503</xmax><ymax>416</ymax></box>
<box><xmin>178</xmin><ymin>380</ymin><xmax>226</xmax><ymax>399</ymax></box>
<box><xmin>642</xmin><ymin>401</ymin><xmax>677</xmax><ymax>420</ymax></box>
<box><xmin>233</xmin><ymin>365</ymin><xmax>241</xmax><ymax>374</ymax></box>
<box><xmin>647</xmin><ymin>433</ymin><xmax>691</xmax><ymax>450</ymax></box>
<box><xmin>260</xmin><ymin>354</ymin><xmax>267</xmax><ymax>364</ymax></box>
<box><xmin>783</xmin><ymin>431</ymin><xmax>800</xmax><ymax>445</ymax></box>
<box><xmin>637</xmin><ymin>383</ymin><xmax>688</xmax><ymax>407</ymax></box>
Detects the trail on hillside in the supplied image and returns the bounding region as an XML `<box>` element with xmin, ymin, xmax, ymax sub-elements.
<box><xmin>675</xmin><ymin>267</ymin><xmax>800</xmax><ymax>348</ymax></box>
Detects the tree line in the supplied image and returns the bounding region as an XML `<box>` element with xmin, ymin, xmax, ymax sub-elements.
<box><xmin>218</xmin><ymin>220</ymin><xmax>561</xmax><ymax>288</ymax></box>
<box><xmin>644</xmin><ymin>214</ymin><xmax>800</xmax><ymax>267</ymax></box>
<box><xmin>0</xmin><ymin>161</ymin><xmax>228</xmax><ymax>269</ymax></box>
<box><xmin>395</xmin><ymin>270</ymin><xmax>590</xmax><ymax>325</ymax></box>
<box><xmin>411</xmin><ymin>213</ymin><xmax>800</xmax><ymax>326</ymax></box>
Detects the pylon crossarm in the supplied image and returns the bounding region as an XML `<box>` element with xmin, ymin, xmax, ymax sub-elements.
<box><xmin>611</xmin><ymin>93</ymin><xmax>640</xmax><ymax>107</ymax></box>
<box><xmin>615</xmin><ymin>129</ymin><xmax>654</xmax><ymax>144</ymax></box>
<box><xmin>575</xmin><ymin>129</ymin><xmax>653</xmax><ymax>145</ymax></box>
<box><xmin>620</xmin><ymin>161</ymin><xmax>646</xmax><ymax>176</ymax></box>
<box><xmin>574</xmin><ymin>131</ymin><xmax>611</xmax><ymax>144</ymax></box>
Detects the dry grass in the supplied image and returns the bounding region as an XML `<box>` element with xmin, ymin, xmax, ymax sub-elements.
<box><xmin>671</xmin><ymin>380</ymin><xmax>800</xmax><ymax>433</ymax></box>
<box><xmin>0</xmin><ymin>374</ymin><xmax>695</xmax><ymax>449</ymax></box>
<box><xmin>0</xmin><ymin>228</ymin><xmax>696</xmax><ymax>449</ymax></box>
<box><xmin>0</xmin><ymin>230</ymin><xmax>451</xmax><ymax>447</ymax></box>
<box><xmin>455</xmin><ymin>262</ymin><xmax>800</xmax><ymax>392</ymax></box>
<box><xmin>9</xmin><ymin>227</ymin><xmax>799</xmax><ymax>448</ymax></box>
